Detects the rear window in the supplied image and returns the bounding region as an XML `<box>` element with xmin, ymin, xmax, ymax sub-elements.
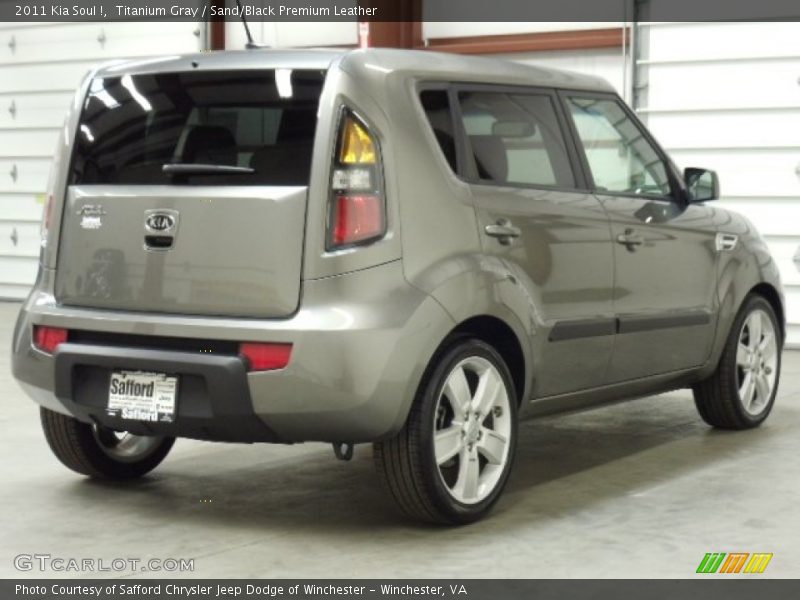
<box><xmin>70</xmin><ymin>69</ymin><xmax>325</xmax><ymax>186</ymax></box>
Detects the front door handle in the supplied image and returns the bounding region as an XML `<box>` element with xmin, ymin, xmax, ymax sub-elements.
<box><xmin>616</xmin><ymin>229</ymin><xmax>644</xmax><ymax>248</ymax></box>
<box><xmin>484</xmin><ymin>220</ymin><xmax>521</xmax><ymax>245</ymax></box>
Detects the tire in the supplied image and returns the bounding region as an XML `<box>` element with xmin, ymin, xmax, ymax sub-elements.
<box><xmin>693</xmin><ymin>294</ymin><xmax>782</xmax><ymax>430</ymax></box>
<box><xmin>40</xmin><ymin>407</ymin><xmax>175</xmax><ymax>479</ymax></box>
<box><xmin>374</xmin><ymin>338</ymin><xmax>518</xmax><ymax>525</ymax></box>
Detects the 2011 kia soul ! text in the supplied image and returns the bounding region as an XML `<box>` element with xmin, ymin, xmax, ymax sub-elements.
<box><xmin>12</xmin><ymin>48</ymin><xmax>784</xmax><ymax>524</ymax></box>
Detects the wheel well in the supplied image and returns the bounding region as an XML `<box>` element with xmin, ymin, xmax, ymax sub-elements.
<box><xmin>447</xmin><ymin>316</ymin><xmax>526</xmax><ymax>404</ymax></box>
<box><xmin>751</xmin><ymin>283</ymin><xmax>785</xmax><ymax>340</ymax></box>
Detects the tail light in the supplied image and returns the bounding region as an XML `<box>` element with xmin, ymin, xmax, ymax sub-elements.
<box><xmin>327</xmin><ymin>110</ymin><xmax>385</xmax><ymax>250</ymax></box>
<box><xmin>33</xmin><ymin>326</ymin><xmax>68</xmax><ymax>354</ymax></box>
<box><xmin>239</xmin><ymin>342</ymin><xmax>293</xmax><ymax>372</ymax></box>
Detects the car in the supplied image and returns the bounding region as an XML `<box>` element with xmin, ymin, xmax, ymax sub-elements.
<box><xmin>11</xmin><ymin>47</ymin><xmax>784</xmax><ymax>524</ymax></box>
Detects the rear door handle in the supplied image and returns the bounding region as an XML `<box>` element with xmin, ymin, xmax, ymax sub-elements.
<box><xmin>616</xmin><ymin>229</ymin><xmax>644</xmax><ymax>248</ymax></box>
<box><xmin>484</xmin><ymin>220</ymin><xmax>521</xmax><ymax>245</ymax></box>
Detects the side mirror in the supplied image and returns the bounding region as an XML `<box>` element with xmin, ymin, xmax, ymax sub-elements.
<box><xmin>684</xmin><ymin>167</ymin><xmax>719</xmax><ymax>203</ymax></box>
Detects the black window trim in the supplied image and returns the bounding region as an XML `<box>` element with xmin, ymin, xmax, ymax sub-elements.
<box><xmin>416</xmin><ymin>81</ymin><xmax>592</xmax><ymax>195</ymax></box>
<box><xmin>414</xmin><ymin>82</ymin><xmax>464</xmax><ymax>179</ymax></box>
<box><xmin>556</xmin><ymin>89</ymin><xmax>687</xmax><ymax>204</ymax></box>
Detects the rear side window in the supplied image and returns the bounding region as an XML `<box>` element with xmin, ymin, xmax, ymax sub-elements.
<box><xmin>419</xmin><ymin>90</ymin><xmax>457</xmax><ymax>172</ymax></box>
<box><xmin>71</xmin><ymin>70</ymin><xmax>325</xmax><ymax>186</ymax></box>
<box><xmin>457</xmin><ymin>91</ymin><xmax>575</xmax><ymax>188</ymax></box>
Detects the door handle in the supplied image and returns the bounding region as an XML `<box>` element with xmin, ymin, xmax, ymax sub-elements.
<box><xmin>617</xmin><ymin>229</ymin><xmax>644</xmax><ymax>249</ymax></box>
<box><xmin>616</xmin><ymin>229</ymin><xmax>644</xmax><ymax>248</ymax></box>
<box><xmin>484</xmin><ymin>220</ymin><xmax>521</xmax><ymax>245</ymax></box>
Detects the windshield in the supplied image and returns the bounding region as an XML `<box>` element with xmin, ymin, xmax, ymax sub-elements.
<box><xmin>70</xmin><ymin>69</ymin><xmax>325</xmax><ymax>186</ymax></box>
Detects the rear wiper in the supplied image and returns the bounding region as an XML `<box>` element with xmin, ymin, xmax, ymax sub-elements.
<box><xmin>162</xmin><ymin>163</ymin><xmax>255</xmax><ymax>176</ymax></box>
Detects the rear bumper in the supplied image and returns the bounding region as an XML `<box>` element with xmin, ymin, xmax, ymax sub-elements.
<box><xmin>12</xmin><ymin>260</ymin><xmax>455</xmax><ymax>444</ymax></box>
<box><xmin>52</xmin><ymin>343</ymin><xmax>275</xmax><ymax>442</ymax></box>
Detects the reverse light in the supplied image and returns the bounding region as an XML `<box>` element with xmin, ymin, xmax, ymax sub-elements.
<box><xmin>328</xmin><ymin>110</ymin><xmax>385</xmax><ymax>249</ymax></box>
<box><xmin>239</xmin><ymin>342</ymin><xmax>293</xmax><ymax>372</ymax></box>
<box><xmin>33</xmin><ymin>326</ymin><xmax>68</xmax><ymax>354</ymax></box>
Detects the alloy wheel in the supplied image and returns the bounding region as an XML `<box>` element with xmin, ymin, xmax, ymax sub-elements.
<box><xmin>736</xmin><ymin>308</ymin><xmax>778</xmax><ymax>416</ymax></box>
<box><xmin>433</xmin><ymin>356</ymin><xmax>512</xmax><ymax>504</ymax></box>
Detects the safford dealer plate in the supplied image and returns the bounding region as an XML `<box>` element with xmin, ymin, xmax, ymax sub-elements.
<box><xmin>107</xmin><ymin>371</ymin><xmax>178</xmax><ymax>423</ymax></box>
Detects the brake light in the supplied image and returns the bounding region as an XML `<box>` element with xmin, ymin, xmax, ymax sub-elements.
<box><xmin>332</xmin><ymin>194</ymin><xmax>383</xmax><ymax>247</ymax></box>
<box><xmin>33</xmin><ymin>326</ymin><xmax>68</xmax><ymax>354</ymax></box>
<box><xmin>328</xmin><ymin>111</ymin><xmax>385</xmax><ymax>249</ymax></box>
<box><xmin>239</xmin><ymin>342</ymin><xmax>292</xmax><ymax>372</ymax></box>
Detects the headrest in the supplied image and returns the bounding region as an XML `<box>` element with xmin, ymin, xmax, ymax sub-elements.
<box><xmin>469</xmin><ymin>135</ymin><xmax>508</xmax><ymax>182</ymax></box>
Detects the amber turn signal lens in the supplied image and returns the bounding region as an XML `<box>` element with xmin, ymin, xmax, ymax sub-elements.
<box><xmin>339</xmin><ymin>115</ymin><xmax>376</xmax><ymax>164</ymax></box>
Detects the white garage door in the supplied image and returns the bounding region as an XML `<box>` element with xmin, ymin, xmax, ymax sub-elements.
<box><xmin>0</xmin><ymin>22</ymin><xmax>202</xmax><ymax>299</ymax></box>
<box><xmin>635</xmin><ymin>21</ymin><xmax>800</xmax><ymax>346</ymax></box>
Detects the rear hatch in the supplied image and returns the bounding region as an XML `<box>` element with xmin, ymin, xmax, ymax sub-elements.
<box><xmin>55</xmin><ymin>68</ymin><xmax>325</xmax><ymax>318</ymax></box>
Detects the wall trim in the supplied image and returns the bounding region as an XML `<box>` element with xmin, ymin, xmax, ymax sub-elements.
<box><xmin>420</xmin><ymin>27</ymin><xmax>626</xmax><ymax>55</ymax></box>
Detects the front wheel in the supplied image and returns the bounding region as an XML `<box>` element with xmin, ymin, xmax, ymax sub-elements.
<box><xmin>40</xmin><ymin>407</ymin><xmax>174</xmax><ymax>479</ymax></box>
<box><xmin>693</xmin><ymin>294</ymin><xmax>782</xmax><ymax>429</ymax></box>
<box><xmin>374</xmin><ymin>339</ymin><xmax>518</xmax><ymax>524</ymax></box>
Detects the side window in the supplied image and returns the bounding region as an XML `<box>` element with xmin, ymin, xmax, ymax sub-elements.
<box><xmin>457</xmin><ymin>91</ymin><xmax>575</xmax><ymax>188</ymax></box>
<box><xmin>566</xmin><ymin>96</ymin><xmax>671</xmax><ymax>197</ymax></box>
<box><xmin>420</xmin><ymin>90</ymin><xmax>457</xmax><ymax>172</ymax></box>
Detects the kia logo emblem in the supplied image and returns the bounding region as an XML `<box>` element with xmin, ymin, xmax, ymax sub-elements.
<box><xmin>144</xmin><ymin>212</ymin><xmax>177</xmax><ymax>233</ymax></box>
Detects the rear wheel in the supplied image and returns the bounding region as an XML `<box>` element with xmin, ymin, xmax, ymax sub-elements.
<box><xmin>40</xmin><ymin>407</ymin><xmax>174</xmax><ymax>479</ymax></box>
<box><xmin>693</xmin><ymin>295</ymin><xmax>781</xmax><ymax>429</ymax></box>
<box><xmin>374</xmin><ymin>339</ymin><xmax>518</xmax><ymax>524</ymax></box>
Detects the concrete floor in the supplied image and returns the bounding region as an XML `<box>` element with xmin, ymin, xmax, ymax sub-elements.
<box><xmin>2</xmin><ymin>300</ymin><xmax>799</xmax><ymax>579</ymax></box>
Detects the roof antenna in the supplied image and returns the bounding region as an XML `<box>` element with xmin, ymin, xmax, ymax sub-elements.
<box><xmin>234</xmin><ymin>0</ymin><xmax>259</xmax><ymax>49</ymax></box>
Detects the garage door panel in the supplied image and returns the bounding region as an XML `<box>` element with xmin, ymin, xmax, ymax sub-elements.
<box><xmin>0</xmin><ymin>92</ymin><xmax>72</xmax><ymax>129</ymax></box>
<box><xmin>718</xmin><ymin>200</ymin><xmax>800</xmax><ymax>239</ymax></box>
<box><xmin>0</xmin><ymin>283</ymin><xmax>31</xmax><ymax>299</ymax></box>
<box><xmin>0</xmin><ymin>61</ymin><xmax>94</xmax><ymax>93</ymax></box>
<box><xmin>644</xmin><ymin>61</ymin><xmax>800</xmax><ymax>111</ymax></box>
<box><xmin>783</xmin><ymin>287</ymin><xmax>800</xmax><ymax>328</ymax></box>
<box><xmin>760</xmin><ymin>237</ymin><xmax>800</xmax><ymax>288</ymax></box>
<box><xmin>666</xmin><ymin>149</ymin><xmax>800</xmax><ymax>198</ymax></box>
<box><xmin>0</xmin><ymin>159</ymin><xmax>53</xmax><ymax>192</ymax></box>
<box><xmin>0</xmin><ymin>194</ymin><xmax>45</xmax><ymax>222</ymax></box>
<box><xmin>0</xmin><ymin>23</ymin><xmax>199</xmax><ymax>66</ymax></box>
<box><xmin>645</xmin><ymin>22</ymin><xmax>800</xmax><ymax>63</ymax></box>
<box><xmin>647</xmin><ymin>111</ymin><xmax>800</xmax><ymax>149</ymax></box>
<box><xmin>0</xmin><ymin>256</ymin><xmax>38</xmax><ymax>284</ymax></box>
<box><xmin>0</xmin><ymin>222</ymin><xmax>40</xmax><ymax>257</ymax></box>
<box><xmin>1</xmin><ymin>130</ymin><xmax>60</xmax><ymax>159</ymax></box>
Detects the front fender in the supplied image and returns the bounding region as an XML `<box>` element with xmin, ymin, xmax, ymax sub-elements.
<box><xmin>700</xmin><ymin>211</ymin><xmax>784</xmax><ymax>379</ymax></box>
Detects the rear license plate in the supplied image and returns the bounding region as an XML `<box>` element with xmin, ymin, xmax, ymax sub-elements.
<box><xmin>107</xmin><ymin>371</ymin><xmax>178</xmax><ymax>423</ymax></box>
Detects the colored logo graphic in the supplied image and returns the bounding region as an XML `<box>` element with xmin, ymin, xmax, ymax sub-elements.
<box><xmin>696</xmin><ymin>553</ymin><xmax>773</xmax><ymax>574</ymax></box>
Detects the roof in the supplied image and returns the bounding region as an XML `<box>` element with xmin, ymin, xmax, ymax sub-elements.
<box><xmin>340</xmin><ymin>48</ymin><xmax>614</xmax><ymax>92</ymax></box>
<box><xmin>92</xmin><ymin>47</ymin><xmax>614</xmax><ymax>93</ymax></box>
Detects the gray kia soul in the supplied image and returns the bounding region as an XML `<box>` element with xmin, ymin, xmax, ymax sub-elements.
<box><xmin>12</xmin><ymin>48</ymin><xmax>784</xmax><ymax>524</ymax></box>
